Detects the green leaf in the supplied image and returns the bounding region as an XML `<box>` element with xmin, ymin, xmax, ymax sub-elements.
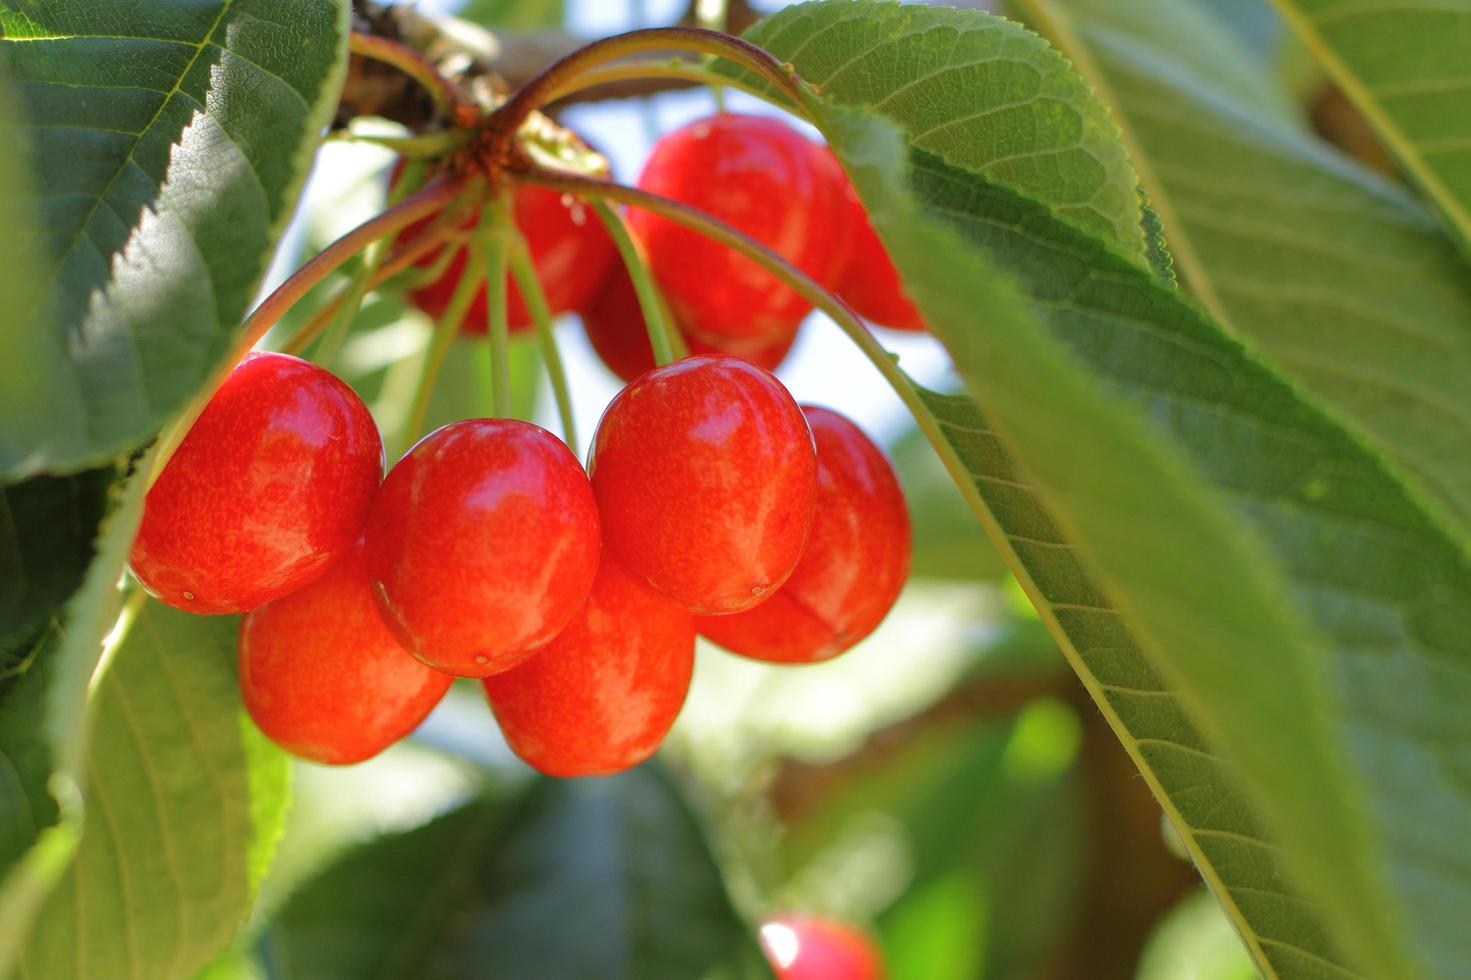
<box><xmin>729</xmin><ymin>0</ymin><xmax>1148</xmax><ymax>262</ymax></box>
<box><xmin>0</xmin><ymin>471</ymin><xmax>116</xmax><ymax>671</ymax></box>
<box><xmin>0</xmin><ymin>457</ymin><xmax>151</xmax><ymax>972</ymax></box>
<box><xmin>1011</xmin><ymin>0</ymin><xmax>1471</xmax><ymax>546</ymax></box>
<box><xmin>1136</xmin><ymin>890</ymin><xmax>1255</xmax><ymax>980</ymax></box>
<box><xmin>808</xmin><ymin>89</ymin><xmax>1471</xmax><ymax>977</ymax></box>
<box><xmin>266</xmin><ymin>763</ymin><xmax>770</xmax><ymax>980</ymax></box>
<box><xmin>1268</xmin><ymin>0</ymin><xmax>1471</xmax><ymax>259</ymax></box>
<box><xmin>16</xmin><ymin>600</ymin><xmax>290</xmax><ymax>980</ymax></box>
<box><xmin>0</xmin><ymin>0</ymin><xmax>351</xmax><ymax>478</ymax></box>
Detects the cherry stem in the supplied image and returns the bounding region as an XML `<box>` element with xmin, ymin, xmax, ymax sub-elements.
<box><xmin>521</xmin><ymin>168</ymin><xmax>935</xmax><ymax>438</ymax></box>
<box><xmin>312</xmin><ymin>159</ymin><xmax>428</xmax><ymax>366</ymax></box>
<box><xmin>589</xmin><ymin>199</ymin><xmax>686</xmax><ymax>365</ymax></box>
<box><xmin>148</xmin><ymin>177</ymin><xmax>467</xmax><ymax>488</ymax></box>
<box><xmin>400</xmin><ymin>241</ymin><xmax>488</xmax><ymax>459</ymax></box>
<box><xmin>477</xmin><ymin>200</ymin><xmax>515</xmax><ymax>419</ymax></box>
<box><xmin>486</xmin><ymin>28</ymin><xmax>805</xmax><ymax>152</ymax></box>
<box><xmin>508</xmin><ymin>238</ymin><xmax>578</xmax><ymax>455</ymax></box>
<box><xmin>542</xmin><ymin>59</ymin><xmax>791</xmax><ymax>109</ymax></box>
<box><xmin>348</xmin><ymin>32</ymin><xmax>475</xmax><ymax>121</ymax></box>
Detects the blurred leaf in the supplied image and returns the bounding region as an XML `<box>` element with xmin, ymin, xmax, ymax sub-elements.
<box><xmin>1136</xmin><ymin>890</ymin><xmax>1255</xmax><ymax>980</ymax></box>
<box><xmin>266</xmin><ymin>763</ymin><xmax>770</xmax><ymax>980</ymax></box>
<box><xmin>780</xmin><ymin>704</ymin><xmax>1084</xmax><ymax>980</ymax></box>
<box><xmin>1269</xmin><ymin>0</ymin><xmax>1471</xmax><ymax>259</ymax></box>
<box><xmin>459</xmin><ymin>0</ymin><xmax>564</xmax><ymax>30</ymax></box>
<box><xmin>1191</xmin><ymin>0</ymin><xmax>1283</xmax><ymax>59</ymax></box>
<box><xmin>0</xmin><ymin>0</ymin><xmax>350</xmax><ymax>478</ymax></box>
<box><xmin>891</xmin><ymin>427</ymin><xmax>1006</xmax><ymax>582</ymax></box>
<box><xmin>16</xmin><ymin>600</ymin><xmax>291</xmax><ymax>980</ymax></box>
<box><xmin>1014</xmin><ymin>0</ymin><xmax>1471</xmax><ymax>544</ymax></box>
<box><xmin>728</xmin><ymin>0</ymin><xmax>1147</xmax><ymax>261</ymax></box>
<box><xmin>807</xmin><ymin>79</ymin><xmax>1470</xmax><ymax>977</ymax></box>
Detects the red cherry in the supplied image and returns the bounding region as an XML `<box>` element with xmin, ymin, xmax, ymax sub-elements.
<box><xmin>129</xmin><ymin>352</ymin><xmax>383</xmax><ymax>614</ymax></box>
<box><xmin>580</xmin><ymin>263</ymin><xmax>797</xmax><ymax>383</ymax></box>
<box><xmin>699</xmin><ymin>407</ymin><xmax>910</xmax><ymax>663</ymax></box>
<box><xmin>239</xmin><ymin>542</ymin><xmax>452</xmax><ymax>765</ymax></box>
<box><xmin>831</xmin><ymin>165</ymin><xmax>924</xmax><ymax>332</ymax></box>
<box><xmin>482</xmin><ymin>556</ymin><xmax>694</xmax><ymax>777</ymax></box>
<box><xmin>759</xmin><ymin>916</ymin><xmax>885</xmax><ymax>980</ymax></box>
<box><xmin>629</xmin><ymin>114</ymin><xmax>846</xmax><ymax>345</ymax></box>
<box><xmin>397</xmin><ymin>181</ymin><xmax>615</xmax><ymax>334</ymax></box>
<box><xmin>590</xmin><ymin>355</ymin><xmax>817</xmax><ymax>615</ymax></box>
<box><xmin>364</xmin><ymin>419</ymin><xmax>601</xmax><ymax>677</ymax></box>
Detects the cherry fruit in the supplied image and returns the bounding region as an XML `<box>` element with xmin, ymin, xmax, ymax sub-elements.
<box><xmin>759</xmin><ymin>916</ymin><xmax>885</xmax><ymax>980</ymax></box>
<box><xmin>629</xmin><ymin>113</ymin><xmax>846</xmax><ymax>346</ymax></box>
<box><xmin>590</xmin><ymin>356</ymin><xmax>817</xmax><ymax>615</ymax></box>
<box><xmin>832</xmin><ymin>166</ymin><xmax>924</xmax><ymax>332</ymax></box>
<box><xmin>699</xmin><ymin>407</ymin><xmax>910</xmax><ymax>663</ymax></box>
<box><xmin>483</xmin><ymin>557</ymin><xmax>695</xmax><ymax>777</ymax></box>
<box><xmin>239</xmin><ymin>542</ymin><xmax>452</xmax><ymax>765</ymax></box>
<box><xmin>364</xmin><ymin>419</ymin><xmax>600</xmax><ymax>677</ymax></box>
<box><xmin>398</xmin><ymin>181</ymin><xmax>615</xmax><ymax>334</ymax></box>
<box><xmin>580</xmin><ymin>263</ymin><xmax>796</xmax><ymax>383</ymax></box>
<box><xmin>129</xmin><ymin>352</ymin><xmax>383</xmax><ymax>614</ymax></box>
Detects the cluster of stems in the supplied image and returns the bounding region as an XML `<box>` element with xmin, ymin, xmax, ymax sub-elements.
<box><xmin>159</xmin><ymin>25</ymin><xmax>922</xmax><ymax>483</ymax></box>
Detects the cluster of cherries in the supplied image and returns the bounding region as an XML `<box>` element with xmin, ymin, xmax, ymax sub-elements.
<box><xmin>127</xmin><ymin>112</ymin><xmax>916</xmax><ymax>779</ymax></box>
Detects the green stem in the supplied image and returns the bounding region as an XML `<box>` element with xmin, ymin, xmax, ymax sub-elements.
<box><xmin>400</xmin><ymin>242</ymin><xmax>487</xmax><ymax>458</ymax></box>
<box><xmin>509</xmin><ymin>238</ymin><xmax>578</xmax><ymax>454</ymax></box>
<box><xmin>327</xmin><ymin>129</ymin><xmax>469</xmax><ymax>158</ymax></box>
<box><xmin>523</xmin><ymin>168</ymin><xmax>932</xmax><ymax>435</ymax></box>
<box><xmin>589</xmin><ymin>200</ymin><xmax>686</xmax><ymax>365</ymax></box>
<box><xmin>313</xmin><ymin>160</ymin><xmax>428</xmax><ymax>366</ymax></box>
<box><xmin>478</xmin><ymin>200</ymin><xmax>514</xmax><ymax>419</ymax></box>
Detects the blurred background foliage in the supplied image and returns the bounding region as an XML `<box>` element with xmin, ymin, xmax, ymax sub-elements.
<box><xmin>193</xmin><ymin>0</ymin><xmax>1393</xmax><ymax>975</ymax></box>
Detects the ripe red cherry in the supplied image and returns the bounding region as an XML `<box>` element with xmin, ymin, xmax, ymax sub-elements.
<box><xmin>759</xmin><ymin>916</ymin><xmax>885</xmax><ymax>980</ymax></box>
<box><xmin>239</xmin><ymin>542</ymin><xmax>452</xmax><ymax>765</ymax></box>
<box><xmin>590</xmin><ymin>355</ymin><xmax>817</xmax><ymax>615</ymax></box>
<box><xmin>831</xmin><ymin>165</ymin><xmax>924</xmax><ymax>332</ymax></box>
<box><xmin>482</xmin><ymin>557</ymin><xmax>695</xmax><ymax>777</ymax></box>
<box><xmin>364</xmin><ymin>419</ymin><xmax>600</xmax><ymax>677</ymax></box>
<box><xmin>699</xmin><ymin>407</ymin><xmax>910</xmax><ymax>663</ymax></box>
<box><xmin>397</xmin><ymin>181</ymin><xmax>615</xmax><ymax>334</ymax></box>
<box><xmin>580</xmin><ymin>263</ymin><xmax>796</xmax><ymax>383</ymax></box>
<box><xmin>129</xmin><ymin>351</ymin><xmax>383</xmax><ymax>614</ymax></box>
<box><xmin>629</xmin><ymin>113</ymin><xmax>846</xmax><ymax>345</ymax></box>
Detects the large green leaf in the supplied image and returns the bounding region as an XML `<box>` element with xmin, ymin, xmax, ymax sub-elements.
<box><xmin>1009</xmin><ymin>0</ymin><xmax>1471</xmax><ymax>546</ymax></box>
<box><xmin>796</xmin><ymin>79</ymin><xmax>1471</xmax><ymax>979</ymax></box>
<box><xmin>1267</xmin><ymin>0</ymin><xmax>1471</xmax><ymax>258</ymax></box>
<box><xmin>265</xmin><ymin>763</ymin><xmax>771</xmax><ymax>980</ymax></box>
<box><xmin>0</xmin><ymin>0</ymin><xmax>350</xmax><ymax>478</ymax></box>
<box><xmin>14</xmin><ymin>601</ymin><xmax>289</xmax><ymax>980</ymax></box>
<box><xmin>732</xmin><ymin>0</ymin><xmax>1148</xmax><ymax>262</ymax></box>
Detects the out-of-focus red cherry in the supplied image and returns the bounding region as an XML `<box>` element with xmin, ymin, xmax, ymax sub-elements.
<box><xmin>395</xmin><ymin>178</ymin><xmax>615</xmax><ymax>334</ymax></box>
<box><xmin>483</xmin><ymin>557</ymin><xmax>695</xmax><ymax>777</ymax></box>
<box><xmin>364</xmin><ymin>419</ymin><xmax>600</xmax><ymax>677</ymax></box>
<box><xmin>830</xmin><ymin>163</ymin><xmax>924</xmax><ymax>332</ymax></box>
<box><xmin>759</xmin><ymin>916</ymin><xmax>885</xmax><ymax>980</ymax></box>
<box><xmin>129</xmin><ymin>352</ymin><xmax>383</xmax><ymax>615</ymax></box>
<box><xmin>239</xmin><ymin>542</ymin><xmax>452</xmax><ymax>765</ymax></box>
<box><xmin>629</xmin><ymin>114</ymin><xmax>846</xmax><ymax>346</ymax></box>
<box><xmin>579</xmin><ymin>262</ymin><xmax>797</xmax><ymax>383</ymax></box>
<box><xmin>699</xmin><ymin>406</ymin><xmax>910</xmax><ymax>663</ymax></box>
<box><xmin>589</xmin><ymin>356</ymin><xmax>817</xmax><ymax>615</ymax></box>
